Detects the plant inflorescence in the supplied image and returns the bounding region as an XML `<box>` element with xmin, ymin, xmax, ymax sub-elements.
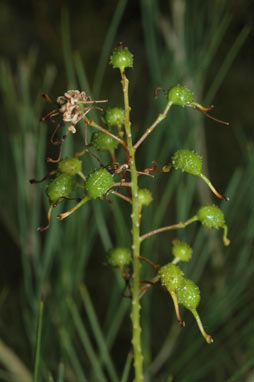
<box><xmin>31</xmin><ymin>44</ymin><xmax>230</xmax><ymax>382</ymax></box>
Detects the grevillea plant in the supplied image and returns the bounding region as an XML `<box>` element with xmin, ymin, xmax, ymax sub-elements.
<box><xmin>31</xmin><ymin>44</ymin><xmax>230</xmax><ymax>381</ymax></box>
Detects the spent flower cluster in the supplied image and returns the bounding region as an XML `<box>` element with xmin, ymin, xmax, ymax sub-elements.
<box><xmin>42</xmin><ymin>90</ymin><xmax>108</xmax><ymax>134</ymax></box>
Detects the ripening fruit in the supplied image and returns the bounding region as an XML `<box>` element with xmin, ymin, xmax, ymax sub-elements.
<box><xmin>104</xmin><ymin>107</ymin><xmax>125</xmax><ymax>128</ymax></box>
<box><xmin>177</xmin><ymin>278</ymin><xmax>200</xmax><ymax>311</ymax></box>
<box><xmin>158</xmin><ymin>263</ymin><xmax>184</xmax><ymax>292</ymax></box>
<box><xmin>177</xmin><ymin>278</ymin><xmax>213</xmax><ymax>344</ymax></box>
<box><xmin>47</xmin><ymin>173</ymin><xmax>76</xmax><ymax>203</ymax></box>
<box><xmin>197</xmin><ymin>204</ymin><xmax>225</xmax><ymax>229</ymax></box>
<box><xmin>172</xmin><ymin>240</ymin><xmax>192</xmax><ymax>262</ymax></box>
<box><xmin>107</xmin><ymin>247</ymin><xmax>131</xmax><ymax>267</ymax></box>
<box><xmin>172</xmin><ymin>149</ymin><xmax>228</xmax><ymax>201</ymax></box>
<box><xmin>138</xmin><ymin>189</ymin><xmax>153</xmax><ymax>207</ymax></box>
<box><xmin>196</xmin><ymin>204</ymin><xmax>230</xmax><ymax>246</ymax></box>
<box><xmin>159</xmin><ymin>264</ymin><xmax>185</xmax><ymax>327</ymax></box>
<box><xmin>167</xmin><ymin>85</ymin><xmax>194</xmax><ymax>107</ymax></box>
<box><xmin>166</xmin><ymin>84</ymin><xmax>229</xmax><ymax>126</ymax></box>
<box><xmin>58</xmin><ymin>157</ymin><xmax>82</xmax><ymax>175</ymax></box>
<box><xmin>85</xmin><ymin>168</ymin><xmax>114</xmax><ymax>199</ymax></box>
<box><xmin>172</xmin><ymin>149</ymin><xmax>202</xmax><ymax>176</ymax></box>
<box><xmin>110</xmin><ymin>45</ymin><xmax>133</xmax><ymax>72</ymax></box>
<box><xmin>91</xmin><ymin>131</ymin><xmax>119</xmax><ymax>152</ymax></box>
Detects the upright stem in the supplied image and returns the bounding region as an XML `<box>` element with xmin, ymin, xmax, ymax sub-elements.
<box><xmin>121</xmin><ymin>71</ymin><xmax>143</xmax><ymax>382</ymax></box>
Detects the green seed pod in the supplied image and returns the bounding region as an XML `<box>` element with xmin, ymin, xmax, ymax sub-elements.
<box><xmin>167</xmin><ymin>85</ymin><xmax>194</xmax><ymax>107</ymax></box>
<box><xmin>104</xmin><ymin>107</ymin><xmax>125</xmax><ymax>128</ymax></box>
<box><xmin>172</xmin><ymin>150</ymin><xmax>229</xmax><ymax>201</ymax></box>
<box><xmin>197</xmin><ymin>204</ymin><xmax>225</xmax><ymax>229</ymax></box>
<box><xmin>110</xmin><ymin>45</ymin><xmax>133</xmax><ymax>73</ymax></box>
<box><xmin>177</xmin><ymin>278</ymin><xmax>213</xmax><ymax>343</ymax></box>
<box><xmin>167</xmin><ymin>84</ymin><xmax>229</xmax><ymax>128</ymax></box>
<box><xmin>85</xmin><ymin>168</ymin><xmax>114</xmax><ymax>199</ymax></box>
<box><xmin>107</xmin><ymin>247</ymin><xmax>131</xmax><ymax>267</ymax></box>
<box><xmin>47</xmin><ymin>173</ymin><xmax>76</xmax><ymax>203</ymax></box>
<box><xmin>172</xmin><ymin>149</ymin><xmax>202</xmax><ymax>176</ymax></box>
<box><xmin>172</xmin><ymin>240</ymin><xmax>192</xmax><ymax>262</ymax></box>
<box><xmin>138</xmin><ymin>189</ymin><xmax>153</xmax><ymax>207</ymax></box>
<box><xmin>158</xmin><ymin>263</ymin><xmax>184</xmax><ymax>292</ymax></box>
<box><xmin>91</xmin><ymin>131</ymin><xmax>119</xmax><ymax>152</ymax></box>
<box><xmin>177</xmin><ymin>278</ymin><xmax>200</xmax><ymax>311</ymax></box>
<box><xmin>58</xmin><ymin>157</ymin><xmax>82</xmax><ymax>175</ymax></box>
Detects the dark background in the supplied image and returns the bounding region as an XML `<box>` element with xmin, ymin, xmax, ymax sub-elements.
<box><xmin>0</xmin><ymin>1</ymin><xmax>253</xmax><ymax>381</ymax></box>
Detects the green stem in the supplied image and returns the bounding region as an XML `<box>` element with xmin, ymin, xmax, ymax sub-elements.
<box><xmin>57</xmin><ymin>195</ymin><xmax>91</xmax><ymax>220</ymax></box>
<box><xmin>121</xmin><ymin>71</ymin><xmax>143</xmax><ymax>382</ymax></box>
<box><xmin>33</xmin><ymin>300</ymin><xmax>44</xmax><ymax>382</ymax></box>
<box><xmin>222</xmin><ymin>224</ymin><xmax>230</xmax><ymax>246</ymax></box>
<box><xmin>57</xmin><ymin>363</ymin><xmax>65</xmax><ymax>382</ymax></box>
<box><xmin>190</xmin><ymin>308</ymin><xmax>213</xmax><ymax>344</ymax></box>
<box><xmin>199</xmin><ymin>173</ymin><xmax>229</xmax><ymax>201</ymax></box>
<box><xmin>169</xmin><ymin>290</ymin><xmax>185</xmax><ymax>327</ymax></box>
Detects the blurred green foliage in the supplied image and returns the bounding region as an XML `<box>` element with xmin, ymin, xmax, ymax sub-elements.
<box><xmin>0</xmin><ymin>1</ymin><xmax>253</xmax><ymax>381</ymax></box>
